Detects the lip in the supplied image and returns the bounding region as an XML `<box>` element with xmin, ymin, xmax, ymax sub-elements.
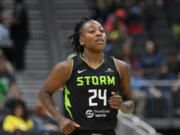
<box><xmin>95</xmin><ymin>38</ymin><xmax>105</xmax><ymax>43</ymax></box>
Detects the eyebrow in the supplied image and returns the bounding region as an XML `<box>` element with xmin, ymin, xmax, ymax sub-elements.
<box><xmin>86</xmin><ymin>25</ymin><xmax>104</xmax><ymax>29</ymax></box>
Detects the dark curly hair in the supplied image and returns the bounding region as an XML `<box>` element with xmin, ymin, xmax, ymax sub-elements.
<box><xmin>11</xmin><ymin>100</ymin><xmax>29</xmax><ymax>121</ymax></box>
<box><xmin>68</xmin><ymin>17</ymin><xmax>92</xmax><ymax>53</ymax></box>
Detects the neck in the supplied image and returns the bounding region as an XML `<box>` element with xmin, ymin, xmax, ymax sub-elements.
<box><xmin>82</xmin><ymin>50</ymin><xmax>104</xmax><ymax>65</ymax></box>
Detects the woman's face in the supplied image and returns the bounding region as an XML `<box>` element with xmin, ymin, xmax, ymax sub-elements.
<box><xmin>14</xmin><ymin>105</ymin><xmax>24</xmax><ymax>118</ymax></box>
<box><xmin>80</xmin><ymin>20</ymin><xmax>106</xmax><ymax>52</ymax></box>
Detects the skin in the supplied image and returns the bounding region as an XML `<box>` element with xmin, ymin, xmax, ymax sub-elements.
<box><xmin>145</xmin><ymin>40</ymin><xmax>155</xmax><ymax>56</ymax></box>
<box><xmin>14</xmin><ymin>105</ymin><xmax>24</xmax><ymax>118</ymax></box>
<box><xmin>38</xmin><ymin>20</ymin><xmax>134</xmax><ymax>135</ymax></box>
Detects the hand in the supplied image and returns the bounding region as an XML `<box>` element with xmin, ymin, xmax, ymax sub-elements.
<box><xmin>45</xmin><ymin>124</ymin><xmax>58</xmax><ymax>131</ymax></box>
<box><xmin>149</xmin><ymin>87</ymin><xmax>162</xmax><ymax>98</ymax></box>
<box><xmin>59</xmin><ymin>117</ymin><xmax>80</xmax><ymax>135</ymax></box>
<box><xmin>108</xmin><ymin>92</ymin><xmax>123</xmax><ymax>110</ymax></box>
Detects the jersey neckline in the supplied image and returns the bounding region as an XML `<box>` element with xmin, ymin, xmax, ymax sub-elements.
<box><xmin>80</xmin><ymin>53</ymin><xmax>105</xmax><ymax>70</ymax></box>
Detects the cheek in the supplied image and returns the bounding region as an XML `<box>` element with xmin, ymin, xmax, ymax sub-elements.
<box><xmin>84</xmin><ymin>35</ymin><xmax>94</xmax><ymax>44</ymax></box>
<box><xmin>104</xmin><ymin>33</ymin><xmax>107</xmax><ymax>40</ymax></box>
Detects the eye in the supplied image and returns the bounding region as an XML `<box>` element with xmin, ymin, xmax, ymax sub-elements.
<box><xmin>100</xmin><ymin>29</ymin><xmax>105</xmax><ymax>33</ymax></box>
<box><xmin>88</xmin><ymin>30</ymin><xmax>95</xmax><ymax>33</ymax></box>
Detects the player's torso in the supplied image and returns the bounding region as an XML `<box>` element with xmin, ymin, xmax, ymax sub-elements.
<box><xmin>64</xmin><ymin>54</ymin><xmax>120</xmax><ymax>130</ymax></box>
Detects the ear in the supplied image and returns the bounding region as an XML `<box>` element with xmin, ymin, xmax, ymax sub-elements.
<box><xmin>79</xmin><ymin>37</ymin><xmax>84</xmax><ymax>46</ymax></box>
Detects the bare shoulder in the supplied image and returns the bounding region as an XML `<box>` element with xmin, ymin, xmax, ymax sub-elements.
<box><xmin>113</xmin><ymin>58</ymin><xmax>129</xmax><ymax>72</ymax></box>
<box><xmin>52</xmin><ymin>58</ymin><xmax>73</xmax><ymax>81</ymax></box>
<box><xmin>54</xmin><ymin>59</ymin><xmax>72</xmax><ymax>71</ymax></box>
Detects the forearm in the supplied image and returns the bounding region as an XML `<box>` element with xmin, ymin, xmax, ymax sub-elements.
<box><xmin>38</xmin><ymin>90</ymin><xmax>65</xmax><ymax>122</ymax></box>
<box><xmin>120</xmin><ymin>100</ymin><xmax>134</xmax><ymax>114</ymax></box>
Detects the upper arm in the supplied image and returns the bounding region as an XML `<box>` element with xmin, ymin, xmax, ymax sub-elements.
<box><xmin>114</xmin><ymin>59</ymin><xmax>133</xmax><ymax>101</ymax></box>
<box><xmin>40</xmin><ymin>59</ymin><xmax>73</xmax><ymax>95</ymax></box>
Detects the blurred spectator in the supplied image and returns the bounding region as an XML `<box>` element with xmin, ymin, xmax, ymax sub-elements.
<box><xmin>108</xmin><ymin>18</ymin><xmax>128</xmax><ymax>42</ymax></box>
<box><xmin>0</xmin><ymin>5</ymin><xmax>13</xmax><ymax>64</ymax></box>
<box><xmin>5</xmin><ymin>0</ymin><xmax>29</xmax><ymax>71</ymax></box>
<box><xmin>104</xmin><ymin>9</ymin><xmax>131</xmax><ymax>55</ymax></box>
<box><xmin>131</xmin><ymin>66</ymin><xmax>147</xmax><ymax>118</ymax></box>
<box><xmin>167</xmin><ymin>52</ymin><xmax>180</xmax><ymax>75</ymax></box>
<box><xmin>118</xmin><ymin>44</ymin><xmax>139</xmax><ymax>69</ymax></box>
<box><xmin>31</xmin><ymin>103</ymin><xmax>59</xmax><ymax>132</ymax></box>
<box><xmin>127</xmin><ymin>15</ymin><xmax>145</xmax><ymax>36</ymax></box>
<box><xmin>0</xmin><ymin>49</ymin><xmax>15</xmax><ymax>74</ymax></box>
<box><xmin>104</xmin><ymin>8</ymin><xmax>127</xmax><ymax>32</ymax></box>
<box><xmin>0</xmin><ymin>78</ymin><xmax>8</xmax><ymax>106</ymax></box>
<box><xmin>4</xmin><ymin>98</ymin><xmax>23</xmax><ymax>114</ymax></box>
<box><xmin>2</xmin><ymin>99</ymin><xmax>33</xmax><ymax>133</ymax></box>
<box><xmin>0</xmin><ymin>54</ymin><xmax>19</xmax><ymax>101</ymax></box>
<box><xmin>139</xmin><ymin>40</ymin><xmax>165</xmax><ymax>77</ymax></box>
<box><xmin>147</xmin><ymin>64</ymin><xmax>176</xmax><ymax>118</ymax></box>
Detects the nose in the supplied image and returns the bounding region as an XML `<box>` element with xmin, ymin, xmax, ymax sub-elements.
<box><xmin>96</xmin><ymin>30</ymin><xmax>103</xmax><ymax>37</ymax></box>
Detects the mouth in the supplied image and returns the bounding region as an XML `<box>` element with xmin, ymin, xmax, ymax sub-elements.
<box><xmin>95</xmin><ymin>38</ymin><xmax>105</xmax><ymax>44</ymax></box>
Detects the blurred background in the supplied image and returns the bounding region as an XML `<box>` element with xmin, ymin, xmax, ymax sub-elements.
<box><xmin>0</xmin><ymin>0</ymin><xmax>180</xmax><ymax>135</ymax></box>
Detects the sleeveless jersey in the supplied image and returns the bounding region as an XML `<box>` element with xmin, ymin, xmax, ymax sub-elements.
<box><xmin>64</xmin><ymin>54</ymin><xmax>121</xmax><ymax>131</ymax></box>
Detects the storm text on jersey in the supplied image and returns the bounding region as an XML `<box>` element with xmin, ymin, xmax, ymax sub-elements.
<box><xmin>77</xmin><ymin>75</ymin><xmax>115</xmax><ymax>86</ymax></box>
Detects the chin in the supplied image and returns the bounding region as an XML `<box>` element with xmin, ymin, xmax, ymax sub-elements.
<box><xmin>95</xmin><ymin>46</ymin><xmax>105</xmax><ymax>52</ymax></box>
<box><xmin>88</xmin><ymin>43</ymin><xmax>105</xmax><ymax>52</ymax></box>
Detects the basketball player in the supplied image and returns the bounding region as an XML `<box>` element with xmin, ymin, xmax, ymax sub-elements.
<box><xmin>38</xmin><ymin>18</ymin><xmax>134</xmax><ymax>135</ymax></box>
